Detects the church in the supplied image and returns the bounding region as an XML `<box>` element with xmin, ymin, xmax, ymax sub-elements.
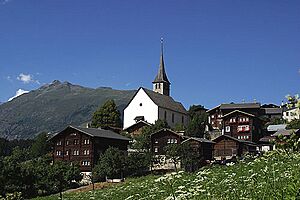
<box><xmin>123</xmin><ymin>40</ymin><xmax>189</xmax><ymax>130</ymax></box>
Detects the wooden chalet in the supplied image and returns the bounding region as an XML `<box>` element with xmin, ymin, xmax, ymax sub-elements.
<box><xmin>221</xmin><ymin>110</ymin><xmax>263</xmax><ymax>143</ymax></box>
<box><xmin>151</xmin><ymin>128</ymin><xmax>184</xmax><ymax>155</ymax></box>
<box><xmin>123</xmin><ymin>120</ymin><xmax>151</xmax><ymax>137</ymax></box>
<box><xmin>49</xmin><ymin>125</ymin><xmax>130</xmax><ymax>172</ymax></box>
<box><xmin>181</xmin><ymin>137</ymin><xmax>215</xmax><ymax>161</ymax></box>
<box><xmin>213</xmin><ymin>135</ymin><xmax>257</xmax><ymax>161</ymax></box>
<box><xmin>207</xmin><ymin>103</ymin><xmax>261</xmax><ymax>130</ymax></box>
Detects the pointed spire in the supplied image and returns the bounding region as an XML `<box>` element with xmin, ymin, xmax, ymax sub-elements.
<box><xmin>153</xmin><ymin>38</ymin><xmax>170</xmax><ymax>84</ymax></box>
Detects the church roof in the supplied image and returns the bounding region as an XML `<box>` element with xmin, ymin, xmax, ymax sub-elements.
<box><xmin>152</xmin><ymin>39</ymin><xmax>170</xmax><ymax>84</ymax></box>
<box><xmin>142</xmin><ymin>88</ymin><xmax>187</xmax><ymax>114</ymax></box>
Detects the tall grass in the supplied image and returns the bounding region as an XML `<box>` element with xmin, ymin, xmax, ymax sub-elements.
<box><xmin>34</xmin><ymin>150</ymin><xmax>300</xmax><ymax>200</ymax></box>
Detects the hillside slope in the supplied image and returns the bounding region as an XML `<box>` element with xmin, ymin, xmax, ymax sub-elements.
<box><xmin>34</xmin><ymin>150</ymin><xmax>300</xmax><ymax>200</ymax></box>
<box><xmin>0</xmin><ymin>81</ymin><xmax>135</xmax><ymax>139</ymax></box>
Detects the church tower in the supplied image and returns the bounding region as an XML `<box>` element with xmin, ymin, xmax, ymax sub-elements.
<box><xmin>152</xmin><ymin>38</ymin><xmax>171</xmax><ymax>96</ymax></box>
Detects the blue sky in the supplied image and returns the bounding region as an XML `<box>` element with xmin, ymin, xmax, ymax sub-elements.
<box><xmin>0</xmin><ymin>0</ymin><xmax>299</xmax><ymax>108</ymax></box>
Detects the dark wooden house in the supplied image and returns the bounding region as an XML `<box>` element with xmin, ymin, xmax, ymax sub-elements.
<box><xmin>123</xmin><ymin>120</ymin><xmax>151</xmax><ymax>137</ymax></box>
<box><xmin>151</xmin><ymin>128</ymin><xmax>184</xmax><ymax>155</ymax></box>
<box><xmin>213</xmin><ymin>135</ymin><xmax>257</xmax><ymax>161</ymax></box>
<box><xmin>181</xmin><ymin>137</ymin><xmax>215</xmax><ymax>161</ymax></box>
<box><xmin>207</xmin><ymin>103</ymin><xmax>261</xmax><ymax>130</ymax></box>
<box><xmin>222</xmin><ymin>110</ymin><xmax>263</xmax><ymax>143</ymax></box>
<box><xmin>50</xmin><ymin>125</ymin><xmax>130</xmax><ymax>172</ymax></box>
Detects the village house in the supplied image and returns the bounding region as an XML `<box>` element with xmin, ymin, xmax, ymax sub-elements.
<box><xmin>49</xmin><ymin>125</ymin><xmax>130</xmax><ymax>176</ymax></box>
<box><xmin>123</xmin><ymin>40</ymin><xmax>189</xmax><ymax>132</ymax></box>
<box><xmin>212</xmin><ymin>134</ymin><xmax>257</xmax><ymax>161</ymax></box>
<box><xmin>283</xmin><ymin>107</ymin><xmax>300</xmax><ymax>122</ymax></box>
<box><xmin>207</xmin><ymin>103</ymin><xmax>264</xmax><ymax>142</ymax></box>
<box><xmin>150</xmin><ymin>128</ymin><xmax>215</xmax><ymax>170</ymax></box>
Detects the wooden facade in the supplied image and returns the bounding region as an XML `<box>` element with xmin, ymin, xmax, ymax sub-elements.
<box><xmin>151</xmin><ymin>128</ymin><xmax>184</xmax><ymax>155</ymax></box>
<box><xmin>50</xmin><ymin>126</ymin><xmax>130</xmax><ymax>172</ymax></box>
<box><xmin>181</xmin><ymin>137</ymin><xmax>215</xmax><ymax>161</ymax></box>
<box><xmin>213</xmin><ymin>135</ymin><xmax>257</xmax><ymax>160</ymax></box>
<box><xmin>222</xmin><ymin>110</ymin><xmax>263</xmax><ymax>143</ymax></box>
<box><xmin>207</xmin><ymin>103</ymin><xmax>261</xmax><ymax>131</ymax></box>
<box><xmin>123</xmin><ymin>120</ymin><xmax>151</xmax><ymax>137</ymax></box>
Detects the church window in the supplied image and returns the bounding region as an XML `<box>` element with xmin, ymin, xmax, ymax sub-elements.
<box><xmin>164</xmin><ymin>111</ymin><xmax>167</xmax><ymax>120</ymax></box>
<box><xmin>182</xmin><ymin>116</ymin><xmax>184</xmax><ymax>123</ymax></box>
<box><xmin>172</xmin><ymin>113</ymin><xmax>175</xmax><ymax>123</ymax></box>
<box><xmin>158</xmin><ymin>84</ymin><xmax>161</xmax><ymax>89</ymax></box>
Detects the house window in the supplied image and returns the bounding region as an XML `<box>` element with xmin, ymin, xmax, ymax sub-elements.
<box><xmin>225</xmin><ymin>126</ymin><xmax>230</xmax><ymax>132</ymax></box>
<box><xmin>218</xmin><ymin>114</ymin><xmax>222</xmax><ymax>118</ymax></box>
<box><xmin>154</xmin><ymin>147</ymin><xmax>158</xmax><ymax>153</ymax></box>
<box><xmin>182</xmin><ymin>116</ymin><xmax>184</xmax><ymax>123</ymax></box>
<box><xmin>73</xmin><ymin>150</ymin><xmax>79</xmax><ymax>156</ymax></box>
<box><xmin>56</xmin><ymin>141</ymin><xmax>62</xmax><ymax>146</ymax></box>
<box><xmin>155</xmin><ymin>140</ymin><xmax>158</xmax><ymax>144</ymax></box>
<box><xmin>74</xmin><ymin>139</ymin><xmax>79</xmax><ymax>145</ymax></box>
<box><xmin>167</xmin><ymin>138</ymin><xmax>171</xmax><ymax>144</ymax></box>
<box><xmin>66</xmin><ymin>140</ymin><xmax>69</xmax><ymax>145</ymax></box>
<box><xmin>83</xmin><ymin>150</ymin><xmax>90</xmax><ymax>155</ymax></box>
<box><xmin>84</xmin><ymin>139</ymin><xmax>90</xmax><ymax>145</ymax></box>
<box><xmin>174</xmin><ymin>139</ymin><xmax>178</xmax><ymax>144</ymax></box>
<box><xmin>82</xmin><ymin>161</ymin><xmax>90</xmax><ymax>166</ymax></box>
<box><xmin>211</xmin><ymin>115</ymin><xmax>215</xmax><ymax>119</ymax></box>
<box><xmin>237</xmin><ymin>125</ymin><xmax>250</xmax><ymax>132</ymax></box>
<box><xmin>172</xmin><ymin>113</ymin><xmax>175</xmax><ymax>123</ymax></box>
<box><xmin>56</xmin><ymin>151</ymin><xmax>62</xmax><ymax>156</ymax></box>
<box><xmin>66</xmin><ymin>150</ymin><xmax>69</xmax><ymax>156</ymax></box>
<box><xmin>164</xmin><ymin>111</ymin><xmax>167</xmax><ymax>120</ymax></box>
<box><xmin>230</xmin><ymin>118</ymin><xmax>236</xmax><ymax>123</ymax></box>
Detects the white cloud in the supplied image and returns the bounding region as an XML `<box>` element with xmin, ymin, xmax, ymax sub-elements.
<box><xmin>17</xmin><ymin>73</ymin><xmax>33</xmax><ymax>83</ymax></box>
<box><xmin>8</xmin><ymin>89</ymin><xmax>29</xmax><ymax>101</ymax></box>
<box><xmin>17</xmin><ymin>73</ymin><xmax>40</xmax><ymax>84</ymax></box>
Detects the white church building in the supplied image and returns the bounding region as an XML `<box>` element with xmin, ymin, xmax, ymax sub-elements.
<box><xmin>123</xmin><ymin>40</ymin><xmax>189</xmax><ymax>129</ymax></box>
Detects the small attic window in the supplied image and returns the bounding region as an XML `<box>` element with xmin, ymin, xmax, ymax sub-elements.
<box><xmin>139</xmin><ymin>103</ymin><xmax>142</xmax><ymax>106</ymax></box>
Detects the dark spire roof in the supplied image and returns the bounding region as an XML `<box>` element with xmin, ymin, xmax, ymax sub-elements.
<box><xmin>153</xmin><ymin>38</ymin><xmax>170</xmax><ymax>84</ymax></box>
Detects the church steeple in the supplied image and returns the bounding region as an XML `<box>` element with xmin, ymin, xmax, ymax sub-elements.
<box><xmin>153</xmin><ymin>38</ymin><xmax>171</xmax><ymax>96</ymax></box>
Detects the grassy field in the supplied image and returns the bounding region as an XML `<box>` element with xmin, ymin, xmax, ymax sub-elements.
<box><xmin>34</xmin><ymin>150</ymin><xmax>300</xmax><ymax>200</ymax></box>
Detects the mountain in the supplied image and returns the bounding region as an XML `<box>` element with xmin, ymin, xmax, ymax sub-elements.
<box><xmin>0</xmin><ymin>80</ymin><xmax>136</xmax><ymax>140</ymax></box>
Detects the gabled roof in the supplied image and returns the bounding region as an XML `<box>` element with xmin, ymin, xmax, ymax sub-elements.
<box><xmin>123</xmin><ymin>120</ymin><xmax>152</xmax><ymax>131</ymax></box>
<box><xmin>213</xmin><ymin>134</ymin><xmax>257</xmax><ymax>146</ymax></box>
<box><xmin>263</xmin><ymin>108</ymin><xmax>282</xmax><ymax>115</ymax></box>
<box><xmin>272</xmin><ymin>129</ymin><xmax>300</xmax><ymax>137</ymax></box>
<box><xmin>50</xmin><ymin>125</ymin><xmax>131</xmax><ymax>141</ymax></box>
<box><xmin>182</xmin><ymin>137</ymin><xmax>215</xmax><ymax>144</ymax></box>
<box><xmin>150</xmin><ymin>128</ymin><xmax>185</xmax><ymax>138</ymax></box>
<box><xmin>143</xmin><ymin>88</ymin><xmax>187</xmax><ymax>114</ymax></box>
<box><xmin>267</xmin><ymin>124</ymin><xmax>287</xmax><ymax>132</ymax></box>
<box><xmin>259</xmin><ymin>136</ymin><xmax>275</xmax><ymax>143</ymax></box>
<box><xmin>206</xmin><ymin>105</ymin><xmax>221</xmax><ymax>113</ymax></box>
<box><xmin>220</xmin><ymin>103</ymin><xmax>261</xmax><ymax>110</ymax></box>
<box><xmin>207</xmin><ymin>103</ymin><xmax>260</xmax><ymax>113</ymax></box>
<box><xmin>221</xmin><ymin>110</ymin><xmax>255</xmax><ymax>118</ymax></box>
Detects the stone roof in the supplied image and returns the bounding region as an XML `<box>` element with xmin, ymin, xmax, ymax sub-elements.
<box><xmin>272</xmin><ymin>129</ymin><xmax>300</xmax><ymax>137</ymax></box>
<box><xmin>143</xmin><ymin>88</ymin><xmax>187</xmax><ymax>114</ymax></box>
<box><xmin>263</xmin><ymin>108</ymin><xmax>282</xmax><ymax>115</ymax></box>
<box><xmin>220</xmin><ymin>103</ymin><xmax>261</xmax><ymax>110</ymax></box>
<box><xmin>182</xmin><ymin>137</ymin><xmax>215</xmax><ymax>144</ymax></box>
<box><xmin>50</xmin><ymin>125</ymin><xmax>131</xmax><ymax>141</ymax></box>
<box><xmin>267</xmin><ymin>124</ymin><xmax>287</xmax><ymax>132</ymax></box>
<box><xmin>221</xmin><ymin>110</ymin><xmax>255</xmax><ymax>118</ymax></box>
